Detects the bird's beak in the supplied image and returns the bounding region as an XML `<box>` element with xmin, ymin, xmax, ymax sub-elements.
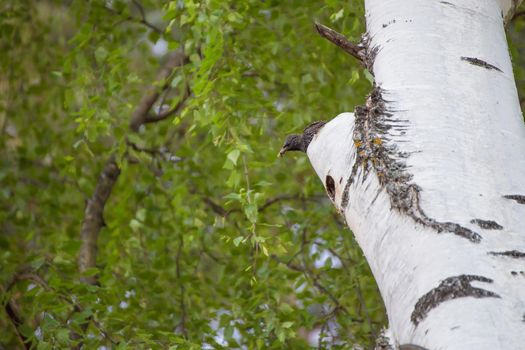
<box><xmin>278</xmin><ymin>147</ymin><xmax>287</xmax><ymax>157</ymax></box>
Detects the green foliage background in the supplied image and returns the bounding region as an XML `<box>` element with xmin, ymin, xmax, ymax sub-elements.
<box><xmin>1</xmin><ymin>1</ymin><xmax>524</xmax><ymax>349</ymax></box>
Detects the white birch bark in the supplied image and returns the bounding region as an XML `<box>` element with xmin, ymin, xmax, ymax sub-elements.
<box><xmin>307</xmin><ymin>1</ymin><xmax>525</xmax><ymax>348</ymax></box>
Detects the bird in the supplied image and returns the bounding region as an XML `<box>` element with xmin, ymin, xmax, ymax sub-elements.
<box><xmin>278</xmin><ymin>121</ymin><xmax>326</xmax><ymax>157</ymax></box>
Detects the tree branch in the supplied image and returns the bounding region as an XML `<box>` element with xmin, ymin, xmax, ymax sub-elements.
<box><xmin>258</xmin><ymin>194</ymin><xmax>325</xmax><ymax>212</ymax></box>
<box><xmin>202</xmin><ymin>194</ymin><xmax>326</xmax><ymax>218</ymax></box>
<box><xmin>513</xmin><ymin>10</ymin><xmax>525</xmax><ymax>21</ymax></box>
<box><xmin>203</xmin><ymin>197</ymin><xmax>230</xmax><ymax>217</ymax></box>
<box><xmin>130</xmin><ymin>0</ymin><xmax>164</xmax><ymax>34</ymax></box>
<box><xmin>143</xmin><ymin>84</ymin><xmax>192</xmax><ymax>124</ymax></box>
<box><xmin>175</xmin><ymin>235</ymin><xmax>188</xmax><ymax>338</ymax></box>
<box><xmin>75</xmin><ymin>49</ymin><xmax>190</xmax><ymax>343</ymax></box>
<box><xmin>79</xmin><ymin>49</ymin><xmax>189</xmax><ymax>286</ymax></box>
<box><xmin>2</xmin><ymin>266</ymin><xmax>46</xmax><ymax>349</ymax></box>
<box><xmin>314</xmin><ymin>23</ymin><xmax>364</xmax><ymax>63</ymax></box>
<box><xmin>271</xmin><ymin>255</ymin><xmax>349</xmax><ymax>316</ymax></box>
<box><xmin>104</xmin><ymin>3</ymin><xmax>163</xmax><ymax>34</ymax></box>
<box><xmin>4</xmin><ymin>298</ymin><xmax>32</xmax><ymax>350</ymax></box>
<box><xmin>129</xmin><ymin>50</ymin><xmax>189</xmax><ymax>131</ymax></box>
<box><xmin>78</xmin><ymin>156</ymin><xmax>120</xmax><ymax>284</ymax></box>
<box><xmin>4</xmin><ymin>269</ymin><xmax>117</xmax><ymax>347</ymax></box>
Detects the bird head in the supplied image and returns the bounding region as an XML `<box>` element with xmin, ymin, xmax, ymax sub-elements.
<box><xmin>278</xmin><ymin>134</ymin><xmax>302</xmax><ymax>157</ymax></box>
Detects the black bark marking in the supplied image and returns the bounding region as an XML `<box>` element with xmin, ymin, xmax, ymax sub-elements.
<box><xmin>489</xmin><ymin>250</ymin><xmax>525</xmax><ymax>259</ymax></box>
<box><xmin>340</xmin><ymin>158</ymin><xmax>359</xmax><ymax>208</ymax></box>
<box><xmin>511</xmin><ymin>271</ymin><xmax>518</xmax><ymax>276</ymax></box>
<box><xmin>411</xmin><ymin>275</ymin><xmax>500</xmax><ymax>326</ymax></box>
<box><xmin>341</xmin><ymin>84</ymin><xmax>481</xmax><ymax>242</ymax></box>
<box><xmin>461</xmin><ymin>56</ymin><xmax>502</xmax><ymax>72</ymax></box>
<box><xmin>382</xmin><ymin>19</ymin><xmax>397</xmax><ymax>28</ymax></box>
<box><xmin>325</xmin><ymin>175</ymin><xmax>336</xmax><ymax>201</ymax></box>
<box><xmin>440</xmin><ymin>1</ymin><xmax>455</xmax><ymax>6</ymax></box>
<box><xmin>503</xmin><ymin>194</ymin><xmax>525</xmax><ymax>204</ymax></box>
<box><xmin>470</xmin><ymin>219</ymin><xmax>503</xmax><ymax>230</ymax></box>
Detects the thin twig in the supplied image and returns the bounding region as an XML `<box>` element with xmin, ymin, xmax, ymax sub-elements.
<box><xmin>271</xmin><ymin>255</ymin><xmax>349</xmax><ymax>316</ymax></box>
<box><xmin>131</xmin><ymin>0</ymin><xmax>164</xmax><ymax>34</ymax></box>
<box><xmin>317</xmin><ymin>322</ymin><xmax>328</xmax><ymax>350</ymax></box>
<box><xmin>2</xmin><ymin>284</ymin><xmax>33</xmax><ymax>350</ymax></box>
<box><xmin>3</xmin><ymin>269</ymin><xmax>118</xmax><ymax>349</ymax></box>
<box><xmin>132</xmin><ymin>0</ymin><xmax>146</xmax><ymax>20</ymax></box>
<box><xmin>203</xmin><ymin>197</ymin><xmax>229</xmax><ymax>216</ymax></box>
<box><xmin>127</xmin><ymin>140</ymin><xmax>163</xmax><ymax>157</ymax></box>
<box><xmin>104</xmin><ymin>3</ymin><xmax>163</xmax><ymax>34</ymax></box>
<box><xmin>512</xmin><ymin>10</ymin><xmax>525</xmax><ymax>22</ymax></box>
<box><xmin>201</xmin><ymin>193</ymin><xmax>326</xmax><ymax>218</ymax></box>
<box><xmin>176</xmin><ymin>235</ymin><xmax>188</xmax><ymax>338</ymax></box>
<box><xmin>258</xmin><ymin>194</ymin><xmax>325</xmax><ymax>212</ymax></box>
<box><xmin>144</xmin><ymin>85</ymin><xmax>192</xmax><ymax>124</ymax></box>
<box><xmin>314</xmin><ymin>22</ymin><xmax>363</xmax><ymax>62</ymax></box>
<box><xmin>130</xmin><ymin>50</ymin><xmax>189</xmax><ymax>131</ymax></box>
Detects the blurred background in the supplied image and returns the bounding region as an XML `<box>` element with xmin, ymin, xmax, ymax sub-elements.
<box><xmin>1</xmin><ymin>1</ymin><xmax>524</xmax><ymax>349</ymax></box>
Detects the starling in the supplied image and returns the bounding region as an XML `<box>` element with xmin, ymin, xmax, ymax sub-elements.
<box><xmin>278</xmin><ymin>121</ymin><xmax>326</xmax><ymax>157</ymax></box>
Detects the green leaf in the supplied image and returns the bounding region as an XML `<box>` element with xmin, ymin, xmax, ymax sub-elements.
<box><xmin>277</xmin><ymin>329</ymin><xmax>286</xmax><ymax>343</ymax></box>
<box><xmin>95</xmin><ymin>46</ymin><xmax>108</xmax><ymax>63</ymax></box>
<box><xmin>81</xmin><ymin>267</ymin><xmax>99</xmax><ymax>277</ymax></box>
<box><xmin>56</xmin><ymin>328</ymin><xmax>70</xmax><ymax>344</ymax></box>
<box><xmin>244</xmin><ymin>203</ymin><xmax>258</xmax><ymax>224</ymax></box>
<box><xmin>282</xmin><ymin>321</ymin><xmax>294</xmax><ymax>328</ymax></box>
<box><xmin>233</xmin><ymin>236</ymin><xmax>244</xmax><ymax>247</ymax></box>
<box><xmin>136</xmin><ymin>208</ymin><xmax>147</xmax><ymax>222</ymax></box>
<box><xmin>330</xmin><ymin>8</ymin><xmax>345</xmax><ymax>22</ymax></box>
<box><xmin>227</xmin><ymin>149</ymin><xmax>241</xmax><ymax>166</ymax></box>
<box><xmin>37</xmin><ymin>342</ymin><xmax>53</xmax><ymax>350</ymax></box>
<box><xmin>130</xmin><ymin>219</ymin><xmax>143</xmax><ymax>232</ymax></box>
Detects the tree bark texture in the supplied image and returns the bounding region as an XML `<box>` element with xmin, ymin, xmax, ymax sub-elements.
<box><xmin>307</xmin><ymin>0</ymin><xmax>525</xmax><ymax>348</ymax></box>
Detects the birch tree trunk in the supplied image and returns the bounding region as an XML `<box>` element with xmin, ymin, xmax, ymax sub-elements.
<box><xmin>307</xmin><ymin>0</ymin><xmax>525</xmax><ymax>348</ymax></box>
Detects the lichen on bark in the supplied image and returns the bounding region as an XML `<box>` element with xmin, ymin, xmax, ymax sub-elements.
<box><xmin>341</xmin><ymin>85</ymin><xmax>481</xmax><ymax>242</ymax></box>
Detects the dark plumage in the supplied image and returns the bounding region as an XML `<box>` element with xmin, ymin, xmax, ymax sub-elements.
<box><xmin>278</xmin><ymin>121</ymin><xmax>326</xmax><ymax>157</ymax></box>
